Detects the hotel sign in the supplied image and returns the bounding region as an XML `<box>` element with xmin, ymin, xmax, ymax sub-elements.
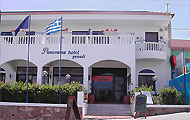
<box><xmin>135</xmin><ymin>94</ymin><xmax>147</xmax><ymax>112</ymax></box>
<box><xmin>42</xmin><ymin>47</ymin><xmax>86</xmax><ymax>59</ymax></box>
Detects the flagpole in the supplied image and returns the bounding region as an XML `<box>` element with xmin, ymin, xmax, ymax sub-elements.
<box><xmin>182</xmin><ymin>48</ymin><xmax>186</xmax><ymax>103</ymax></box>
<box><xmin>59</xmin><ymin>17</ymin><xmax>63</xmax><ymax>104</ymax></box>
<box><xmin>26</xmin><ymin>15</ymin><xmax>31</xmax><ymax>103</ymax></box>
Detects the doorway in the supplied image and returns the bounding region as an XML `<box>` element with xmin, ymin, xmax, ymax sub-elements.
<box><xmin>92</xmin><ymin>68</ymin><xmax>127</xmax><ymax>103</ymax></box>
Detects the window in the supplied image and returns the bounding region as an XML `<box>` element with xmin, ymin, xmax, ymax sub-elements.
<box><xmin>16</xmin><ymin>67</ymin><xmax>37</xmax><ymax>84</ymax></box>
<box><xmin>92</xmin><ymin>31</ymin><xmax>104</xmax><ymax>35</ymax></box>
<box><xmin>138</xmin><ymin>69</ymin><xmax>155</xmax><ymax>90</ymax></box>
<box><xmin>1</xmin><ymin>32</ymin><xmax>13</xmax><ymax>36</ymax></box>
<box><xmin>26</xmin><ymin>31</ymin><xmax>35</xmax><ymax>35</ymax></box>
<box><xmin>138</xmin><ymin>75</ymin><xmax>155</xmax><ymax>90</ymax></box>
<box><xmin>53</xmin><ymin>67</ymin><xmax>83</xmax><ymax>85</ymax></box>
<box><xmin>72</xmin><ymin>31</ymin><xmax>90</xmax><ymax>35</ymax></box>
<box><xmin>145</xmin><ymin>32</ymin><xmax>158</xmax><ymax>42</ymax></box>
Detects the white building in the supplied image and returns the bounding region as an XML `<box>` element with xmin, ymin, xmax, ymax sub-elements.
<box><xmin>0</xmin><ymin>11</ymin><xmax>173</xmax><ymax>103</ymax></box>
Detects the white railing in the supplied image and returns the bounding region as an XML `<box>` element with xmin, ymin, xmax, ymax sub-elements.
<box><xmin>0</xmin><ymin>33</ymin><xmax>134</xmax><ymax>45</ymax></box>
<box><xmin>136</xmin><ymin>41</ymin><xmax>166</xmax><ymax>52</ymax></box>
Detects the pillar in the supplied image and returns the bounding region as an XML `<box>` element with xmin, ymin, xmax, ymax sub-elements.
<box><xmin>83</xmin><ymin>66</ymin><xmax>89</xmax><ymax>93</ymax></box>
<box><xmin>130</xmin><ymin>63</ymin><xmax>136</xmax><ymax>90</ymax></box>
<box><xmin>37</xmin><ymin>66</ymin><xmax>42</xmax><ymax>85</ymax></box>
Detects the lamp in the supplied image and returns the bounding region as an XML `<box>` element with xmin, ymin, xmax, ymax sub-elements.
<box><xmin>88</xmin><ymin>75</ymin><xmax>91</xmax><ymax>81</ymax></box>
<box><xmin>152</xmin><ymin>75</ymin><xmax>157</xmax><ymax>95</ymax></box>
<box><xmin>42</xmin><ymin>71</ymin><xmax>48</xmax><ymax>84</ymax></box>
<box><xmin>65</xmin><ymin>74</ymin><xmax>71</xmax><ymax>83</ymax></box>
<box><xmin>159</xmin><ymin>28</ymin><xmax>163</xmax><ymax>32</ymax></box>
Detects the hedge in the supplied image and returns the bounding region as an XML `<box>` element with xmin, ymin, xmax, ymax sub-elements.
<box><xmin>0</xmin><ymin>81</ymin><xmax>86</xmax><ymax>104</ymax></box>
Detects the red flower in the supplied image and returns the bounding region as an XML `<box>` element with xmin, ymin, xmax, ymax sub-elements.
<box><xmin>84</xmin><ymin>95</ymin><xmax>89</xmax><ymax>100</ymax></box>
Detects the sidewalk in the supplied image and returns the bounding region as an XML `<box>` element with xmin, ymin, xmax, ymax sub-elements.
<box><xmin>84</xmin><ymin>112</ymin><xmax>190</xmax><ymax>120</ymax></box>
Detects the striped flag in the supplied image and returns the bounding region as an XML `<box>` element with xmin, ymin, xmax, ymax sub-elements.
<box><xmin>46</xmin><ymin>17</ymin><xmax>62</xmax><ymax>35</ymax></box>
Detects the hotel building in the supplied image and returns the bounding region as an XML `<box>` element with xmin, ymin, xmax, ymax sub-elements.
<box><xmin>0</xmin><ymin>11</ymin><xmax>173</xmax><ymax>103</ymax></box>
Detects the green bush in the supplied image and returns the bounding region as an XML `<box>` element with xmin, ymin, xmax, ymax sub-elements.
<box><xmin>0</xmin><ymin>81</ymin><xmax>86</xmax><ymax>104</ymax></box>
<box><xmin>159</xmin><ymin>87</ymin><xmax>185</xmax><ymax>105</ymax></box>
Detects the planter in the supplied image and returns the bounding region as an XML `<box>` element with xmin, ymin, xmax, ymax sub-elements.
<box><xmin>124</xmin><ymin>95</ymin><xmax>130</xmax><ymax>104</ymax></box>
<box><xmin>88</xmin><ymin>93</ymin><xmax>95</xmax><ymax>104</ymax></box>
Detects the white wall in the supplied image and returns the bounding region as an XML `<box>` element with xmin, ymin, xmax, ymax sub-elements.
<box><xmin>136</xmin><ymin>59</ymin><xmax>171</xmax><ymax>91</ymax></box>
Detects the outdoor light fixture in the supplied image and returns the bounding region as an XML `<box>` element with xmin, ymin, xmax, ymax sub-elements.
<box><xmin>42</xmin><ymin>71</ymin><xmax>48</xmax><ymax>84</ymax></box>
<box><xmin>65</xmin><ymin>74</ymin><xmax>71</xmax><ymax>83</ymax></box>
<box><xmin>152</xmin><ymin>75</ymin><xmax>157</xmax><ymax>95</ymax></box>
<box><xmin>88</xmin><ymin>75</ymin><xmax>91</xmax><ymax>81</ymax></box>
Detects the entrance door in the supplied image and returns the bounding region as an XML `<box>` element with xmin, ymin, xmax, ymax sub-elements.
<box><xmin>92</xmin><ymin>68</ymin><xmax>127</xmax><ymax>103</ymax></box>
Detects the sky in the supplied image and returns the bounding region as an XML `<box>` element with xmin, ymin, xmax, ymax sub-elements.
<box><xmin>0</xmin><ymin>0</ymin><xmax>190</xmax><ymax>39</ymax></box>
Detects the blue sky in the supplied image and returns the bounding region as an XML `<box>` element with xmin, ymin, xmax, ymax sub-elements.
<box><xmin>1</xmin><ymin>0</ymin><xmax>190</xmax><ymax>39</ymax></box>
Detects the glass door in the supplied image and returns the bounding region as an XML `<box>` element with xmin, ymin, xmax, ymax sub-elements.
<box><xmin>114</xmin><ymin>77</ymin><xmax>127</xmax><ymax>103</ymax></box>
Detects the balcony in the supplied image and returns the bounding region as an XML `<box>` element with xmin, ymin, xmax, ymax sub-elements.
<box><xmin>135</xmin><ymin>41</ymin><xmax>166</xmax><ymax>60</ymax></box>
<box><xmin>0</xmin><ymin>33</ymin><xmax>134</xmax><ymax>45</ymax></box>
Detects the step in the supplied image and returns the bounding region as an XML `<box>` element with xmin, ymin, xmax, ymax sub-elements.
<box><xmin>85</xmin><ymin>104</ymin><xmax>132</xmax><ymax>116</ymax></box>
<box><xmin>83</xmin><ymin>115</ymin><xmax>134</xmax><ymax>120</ymax></box>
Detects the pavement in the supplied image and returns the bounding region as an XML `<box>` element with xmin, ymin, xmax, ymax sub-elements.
<box><xmin>84</xmin><ymin>112</ymin><xmax>190</xmax><ymax>120</ymax></box>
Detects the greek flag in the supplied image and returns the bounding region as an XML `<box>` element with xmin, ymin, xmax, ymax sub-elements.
<box><xmin>46</xmin><ymin>17</ymin><xmax>62</xmax><ymax>35</ymax></box>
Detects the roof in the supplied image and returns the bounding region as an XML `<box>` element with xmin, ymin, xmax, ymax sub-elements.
<box><xmin>1</xmin><ymin>10</ymin><xmax>174</xmax><ymax>18</ymax></box>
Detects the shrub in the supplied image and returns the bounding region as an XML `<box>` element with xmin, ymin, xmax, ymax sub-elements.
<box><xmin>159</xmin><ymin>87</ymin><xmax>185</xmax><ymax>105</ymax></box>
<box><xmin>152</xmin><ymin>95</ymin><xmax>160</xmax><ymax>104</ymax></box>
<box><xmin>0</xmin><ymin>81</ymin><xmax>86</xmax><ymax>104</ymax></box>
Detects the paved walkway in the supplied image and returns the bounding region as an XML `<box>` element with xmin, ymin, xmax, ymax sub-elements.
<box><xmin>83</xmin><ymin>112</ymin><xmax>190</xmax><ymax>120</ymax></box>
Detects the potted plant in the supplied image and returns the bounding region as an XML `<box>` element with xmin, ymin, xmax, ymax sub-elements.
<box><xmin>84</xmin><ymin>94</ymin><xmax>88</xmax><ymax>103</ymax></box>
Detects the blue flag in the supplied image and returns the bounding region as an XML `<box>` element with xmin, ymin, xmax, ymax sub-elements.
<box><xmin>46</xmin><ymin>17</ymin><xmax>62</xmax><ymax>35</ymax></box>
<box><xmin>15</xmin><ymin>16</ymin><xmax>29</xmax><ymax>36</ymax></box>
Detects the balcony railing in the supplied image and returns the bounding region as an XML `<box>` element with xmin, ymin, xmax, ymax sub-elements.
<box><xmin>0</xmin><ymin>33</ymin><xmax>134</xmax><ymax>45</ymax></box>
<box><xmin>135</xmin><ymin>41</ymin><xmax>166</xmax><ymax>52</ymax></box>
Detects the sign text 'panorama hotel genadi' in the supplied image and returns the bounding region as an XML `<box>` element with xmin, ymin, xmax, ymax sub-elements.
<box><xmin>42</xmin><ymin>47</ymin><xmax>86</xmax><ymax>59</ymax></box>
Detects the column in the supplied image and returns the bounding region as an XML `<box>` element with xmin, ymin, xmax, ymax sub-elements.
<box><xmin>37</xmin><ymin>66</ymin><xmax>42</xmax><ymax>85</ymax></box>
<box><xmin>130</xmin><ymin>64</ymin><xmax>136</xmax><ymax>90</ymax></box>
<box><xmin>83</xmin><ymin>66</ymin><xmax>89</xmax><ymax>93</ymax></box>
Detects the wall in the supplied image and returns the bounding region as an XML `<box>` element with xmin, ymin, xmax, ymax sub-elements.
<box><xmin>147</xmin><ymin>105</ymin><xmax>190</xmax><ymax>116</ymax></box>
<box><xmin>169</xmin><ymin>73</ymin><xmax>190</xmax><ymax>104</ymax></box>
<box><xmin>136</xmin><ymin>59</ymin><xmax>171</xmax><ymax>90</ymax></box>
<box><xmin>0</xmin><ymin>103</ymin><xmax>82</xmax><ymax>120</ymax></box>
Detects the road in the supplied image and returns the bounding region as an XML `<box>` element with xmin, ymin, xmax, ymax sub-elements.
<box><xmin>108</xmin><ymin>112</ymin><xmax>190</xmax><ymax>120</ymax></box>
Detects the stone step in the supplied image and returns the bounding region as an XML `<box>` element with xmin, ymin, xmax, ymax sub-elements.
<box><xmin>83</xmin><ymin>115</ymin><xmax>134</xmax><ymax>120</ymax></box>
<box><xmin>86</xmin><ymin>104</ymin><xmax>132</xmax><ymax>116</ymax></box>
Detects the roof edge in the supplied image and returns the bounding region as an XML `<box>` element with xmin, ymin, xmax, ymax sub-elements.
<box><xmin>1</xmin><ymin>10</ymin><xmax>174</xmax><ymax>18</ymax></box>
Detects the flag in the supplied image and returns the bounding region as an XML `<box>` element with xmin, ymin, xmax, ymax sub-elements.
<box><xmin>46</xmin><ymin>17</ymin><xmax>62</xmax><ymax>35</ymax></box>
<box><xmin>15</xmin><ymin>16</ymin><xmax>29</xmax><ymax>36</ymax></box>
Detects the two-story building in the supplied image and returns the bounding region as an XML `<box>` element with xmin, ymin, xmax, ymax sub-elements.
<box><xmin>0</xmin><ymin>11</ymin><xmax>174</xmax><ymax>103</ymax></box>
